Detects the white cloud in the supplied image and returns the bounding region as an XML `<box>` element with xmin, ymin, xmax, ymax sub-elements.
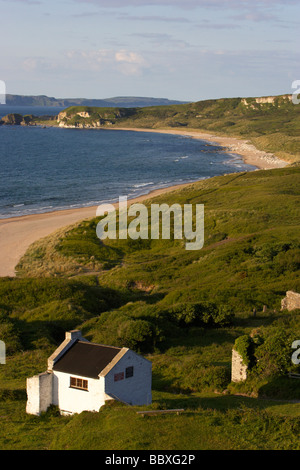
<box><xmin>22</xmin><ymin>58</ymin><xmax>38</xmax><ymax>71</ymax></box>
<box><xmin>64</xmin><ymin>48</ymin><xmax>148</xmax><ymax>76</ymax></box>
<box><xmin>115</xmin><ymin>50</ymin><xmax>148</xmax><ymax>75</ymax></box>
<box><xmin>115</xmin><ymin>50</ymin><xmax>145</xmax><ymax>64</ymax></box>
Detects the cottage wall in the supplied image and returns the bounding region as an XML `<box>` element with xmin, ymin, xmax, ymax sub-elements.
<box><xmin>26</xmin><ymin>330</ymin><xmax>152</xmax><ymax>416</ymax></box>
<box><xmin>26</xmin><ymin>372</ymin><xmax>53</xmax><ymax>415</ymax></box>
<box><xmin>52</xmin><ymin>371</ymin><xmax>111</xmax><ymax>415</ymax></box>
<box><xmin>104</xmin><ymin>350</ymin><xmax>152</xmax><ymax>406</ymax></box>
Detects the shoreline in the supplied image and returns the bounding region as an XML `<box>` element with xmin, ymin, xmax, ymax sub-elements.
<box><xmin>0</xmin><ymin>181</ymin><xmax>193</xmax><ymax>277</ymax></box>
<box><xmin>0</xmin><ymin>127</ymin><xmax>288</xmax><ymax>277</ymax></box>
<box><xmin>110</xmin><ymin>127</ymin><xmax>288</xmax><ymax>170</ymax></box>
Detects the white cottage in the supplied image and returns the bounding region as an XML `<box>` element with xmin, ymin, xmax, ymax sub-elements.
<box><xmin>26</xmin><ymin>330</ymin><xmax>152</xmax><ymax>416</ymax></box>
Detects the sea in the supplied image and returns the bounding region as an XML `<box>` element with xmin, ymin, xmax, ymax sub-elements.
<box><xmin>0</xmin><ymin>105</ymin><xmax>257</xmax><ymax>219</ymax></box>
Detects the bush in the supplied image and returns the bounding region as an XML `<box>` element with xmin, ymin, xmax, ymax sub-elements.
<box><xmin>254</xmin><ymin>328</ymin><xmax>295</xmax><ymax>377</ymax></box>
<box><xmin>117</xmin><ymin>319</ymin><xmax>154</xmax><ymax>352</ymax></box>
<box><xmin>0</xmin><ymin>313</ymin><xmax>22</xmax><ymax>355</ymax></box>
<box><xmin>168</xmin><ymin>302</ymin><xmax>234</xmax><ymax>328</ymax></box>
<box><xmin>235</xmin><ymin>322</ymin><xmax>300</xmax><ymax>383</ymax></box>
<box><xmin>175</xmin><ymin>364</ymin><xmax>231</xmax><ymax>393</ymax></box>
<box><xmin>234</xmin><ymin>335</ymin><xmax>256</xmax><ymax>367</ymax></box>
<box><xmin>82</xmin><ymin>309</ymin><xmax>159</xmax><ymax>353</ymax></box>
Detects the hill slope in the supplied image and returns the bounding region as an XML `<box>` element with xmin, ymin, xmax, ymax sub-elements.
<box><xmin>1</xmin><ymin>151</ymin><xmax>300</xmax><ymax>450</ymax></box>
<box><xmin>5</xmin><ymin>94</ymin><xmax>189</xmax><ymax>108</ymax></box>
<box><xmin>16</xmin><ymin>166</ymin><xmax>300</xmax><ymax>311</ymax></box>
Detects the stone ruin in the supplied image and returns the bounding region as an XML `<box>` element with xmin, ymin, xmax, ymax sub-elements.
<box><xmin>281</xmin><ymin>291</ymin><xmax>300</xmax><ymax>312</ymax></box>
<box><xmin>231</xmin><ymin>291</ymin><xmax>300</xmax><ymax>383</ymax></box>
<box><xmin>231</xmin><ymin>348</ymin><xmax>248</xmax><ymax>383</ymax></box>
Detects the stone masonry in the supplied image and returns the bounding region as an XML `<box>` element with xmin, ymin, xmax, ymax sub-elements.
<box><xmin>281</xmin><ymin>291</ymin><xmax>300</xmax><ymax>311</ymax></box>
<box><xmin>231</xmin><ymin>349</ymin><xmax>248</xmax><ymax>383</ymax></box>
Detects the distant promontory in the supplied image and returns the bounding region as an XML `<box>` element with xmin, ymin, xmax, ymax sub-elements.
<box><xmin>4</xmin><ymin>94</ymin><xmax>189</xmax><ymax>108</ymax></box>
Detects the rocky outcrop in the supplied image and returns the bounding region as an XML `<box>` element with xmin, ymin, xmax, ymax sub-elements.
<box><xmin>57</xmin><ymin>111</ymin><xmax>67</xmax><ymax>123</ymax></box>
<box><xmin>57</xmin><ymin>108</ymin><xmax>118</xmax><ymax>128</ymax></box>
<box><xmin>0</xmin><ymin>113</ymin><xmax>55</xmax><ymax>126</ymax></box>
<box><xmin>241</xmin><ymin>95</ymin><xmax>292</xmax><ymax>106</ymax></box>
<box><xmin>281</xmin><ymin>291</ymin><xmax>300</xmax><ymax>311</ymax></box>
<box><xmin>0</xmin><ymin>113</ymin><xmax>25</xmax><ymax>125</ymax></box>
<box><xmin>76</xmin><ymin>111</ymin><xmax>91</xmax><ymax>118</ymax></box>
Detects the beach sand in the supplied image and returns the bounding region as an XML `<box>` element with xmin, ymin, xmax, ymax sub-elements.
<box><xmin>0</xmin><ymin>128</ymin><xmax>288</xmax><ymax>277</ymax></box>
<box><xmin>113</xmin><ymin>127</ymin><xmax>288</xmax><ymax>170</ymax></box>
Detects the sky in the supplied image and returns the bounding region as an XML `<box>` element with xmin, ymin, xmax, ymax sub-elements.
<box><xmin>1</xmin><ymin>0</ymin><xmax>300</xmax><ymax>102</ymax></box>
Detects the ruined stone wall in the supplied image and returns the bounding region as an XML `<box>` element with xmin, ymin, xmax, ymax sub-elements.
<box><xmin>281</xmin><ymin>291</ymin><xmax>300</xmax><ymax>311</ymax></box>
<box><xmin>231</xmin><ymin>349</ymin><xmax>248</xmax><ymax>383</ymax></box>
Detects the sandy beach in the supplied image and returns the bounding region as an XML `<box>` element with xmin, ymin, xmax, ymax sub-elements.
<box><xmin>0</xmin><ymin>127</ymin><xmax>288</xmax><ymax>277</ymax></box>
<box><xmin>114</xmin><ymin>127</ymin><xmax>288</xmax><ymax>170</ymax></box>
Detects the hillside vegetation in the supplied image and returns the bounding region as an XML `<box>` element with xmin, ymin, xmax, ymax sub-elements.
<box><xmin>53</xmin><ymin>95</ymin><xmax>300</xmax><ymax>163</ymax></box>
<box><xmin>0</xmin><ymin>166</ymin><xmax>299</xmax><ymax>449</ymax></box>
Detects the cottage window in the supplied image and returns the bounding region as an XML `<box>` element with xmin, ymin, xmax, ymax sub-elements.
<box><xmin>126</xmin><ymin>366</ymin><xmax>134</xmax><ymax>378</ymax></box>
<box><xmin>70</xmin><ymin>377</ymin><xmax>88</xmax><ymax>391</ymax></box>
<box><xmin>114</xmin><ymin>372</ymin><xmax>124</xmax><ymax>382</ymax></box>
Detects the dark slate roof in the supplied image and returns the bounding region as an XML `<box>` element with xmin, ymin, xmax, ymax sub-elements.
<box><xmin>52</xmin><ymin>341</ymin><xmax>122</xmax><ymax>379</ymax></box>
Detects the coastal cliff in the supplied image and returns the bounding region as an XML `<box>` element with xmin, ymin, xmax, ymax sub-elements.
<box><xmin>0</xmin><ymin>113</ymin><xmax>57</xmax><ymax>127</ymax></box>
<box><xmin>241</xmin><ymin>94</ymin><xmax>293</xmax><ymax>106</ymax></box>
<box><xmin>56</xmin><ymin>106</ymin><xmax>135</xmax><ymax>128</ymax></box>
<box><xmin>0</xmin><ymin>113</ymin><xmax>33</xmax><ymax>126</ymax></box>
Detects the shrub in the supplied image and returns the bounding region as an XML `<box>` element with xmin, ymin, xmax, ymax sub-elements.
<box><xmin>176</xmin><ymin>364</ymin><xmax>231</xmax><ymax>393</ymax></box>
<box><xmin>168</xmin><ymin>302</ymin><xmax>234</xmax><ymax>328</ymax></box>
<box><xmin>254</xmin><ymin>328</ymin><xmax>295</xmax><ymax>377</ymax></box>
<box><xmin>117</xmin><ymin>319</ymin><xmax>154</xmax><ymax>352</ymax></box>
<box><xmin>0</xmin><ymin>321</ymin><xmax>22</xmax><ymax>355</ymax></box>
<box><xmin>234</xmin><ymin>335</ymin><xmax>256</xmax><ymax>367</ymax></box>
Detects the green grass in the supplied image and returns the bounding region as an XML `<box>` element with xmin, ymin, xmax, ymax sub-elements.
<box><xmin>0</xmin><ymin>391</ymin><xmax>299</xmax><ymax>450</ymax></box>
<box><xmin>17</xmin><ymin>168</ymin><xmax>300</xmax><ymax>309</ymax></box>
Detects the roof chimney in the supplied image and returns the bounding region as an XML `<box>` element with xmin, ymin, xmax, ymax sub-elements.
<box><xmin>65</xmin><ymin>330</ymin><xmax>83</xmax><ymax>341</ymax></box>
<box><xmin>48</xmin><ymin>330</ymin><xmax>85</xmax><ymax>371</ymax></box>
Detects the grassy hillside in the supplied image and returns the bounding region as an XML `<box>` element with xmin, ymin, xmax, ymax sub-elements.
<box><xmin>17</xmin><ymin>167</ymin><xmax>300</xmax><ymax>308</ymax></box>
<box><xmin>52</xmin><ymin>95</ymin><xmax>300</xmax><ymax>163</ymax></box>
<box><xmin>0</xmin><ymin>166</ymin><xmax>299</xmax><ymax>449</ymax></box>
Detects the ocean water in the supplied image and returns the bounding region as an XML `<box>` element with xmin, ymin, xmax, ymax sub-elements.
<box><xmin>0</xmin><ymin>105</ymin><xmax>63</xmax><ymax>118</ymax></box>
<box><xmin>0</xmin><ymin>106</ymin><xmax>257</xmax><ymax>219</ymax></box>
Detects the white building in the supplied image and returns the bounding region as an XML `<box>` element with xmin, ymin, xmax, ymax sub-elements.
<box><xmin>26</xmin><ymin>330</ymin><xmax>152</xmax><ymax>416</ymax></box>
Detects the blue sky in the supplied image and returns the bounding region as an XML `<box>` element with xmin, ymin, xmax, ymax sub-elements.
<box><xmin>1</xmin><ymin>0</ymin><xmax>300</xmax><ymax>101</ymax></box>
